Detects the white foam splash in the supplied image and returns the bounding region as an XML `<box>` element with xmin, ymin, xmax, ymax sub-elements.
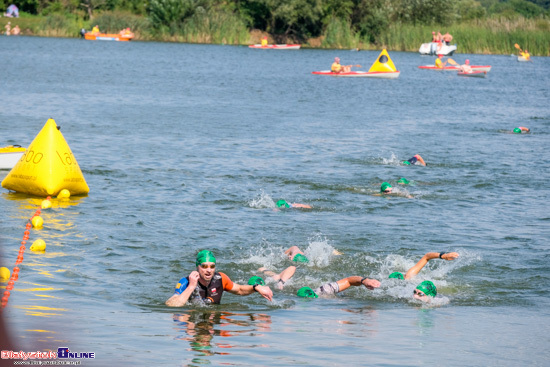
<box><xmin>248</xmin><ymin>190</ymin><xmax>276</xmax><ymax>209</ymax></box>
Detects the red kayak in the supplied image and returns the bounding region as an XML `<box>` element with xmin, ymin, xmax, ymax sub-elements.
<box><xmin>311</xmin><ymin>70</ymin><xmax>400</xmax><ymax>79</ymax></box>
<box><xmin>249</xmin><ymin>44</ymin><xmax>301</xmax><ymax>50</ymax></box>
<box><xmin>457</xmin><ymin>71</ymin><xmax>487</xmax><ymax>78</ymax></box>
<box><xmin>419</xmin><ymin>65</ymin><xmax>491</xmax><ymax>72</ymax></box>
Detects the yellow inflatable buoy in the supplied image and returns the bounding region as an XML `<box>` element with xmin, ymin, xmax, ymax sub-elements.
<box><xmin>31</xmin><ymin>216</ymin><xmax>44</xmax><ymax>228</ymax></box>
<box><xmin>1</xmin><ymin>118</ymin><xmax>90</xmax><ymax>197</ymax></box>
<box><xmin>368</xmin><ymin>49</ymin><xmax>398</xmax><ymax>73</ymax></box>
<box><xmin>30</xmin><ymin>239</ymin><xmax>46</xmax><ymax>252</ymax></box>
<box><xmin>0</xmin><ymin>267</ymin><xmax>10</xmax><ymax>281</ymax></box>
<box><xmin>57</xmin><ymin>189</ymin><xmax>70</xmax><ymax>199</ymax></box>
<box><xmin>41</xmin><ymin>199</ymin><xmax>52</xmax><ymax>209</ymax></box>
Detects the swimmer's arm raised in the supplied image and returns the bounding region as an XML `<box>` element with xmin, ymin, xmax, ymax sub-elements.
<box><xmin>165</xmin><ymin>272</ymin><xmax>199</xmax><ymax>307</ymax></box>
<box><xmin>404</xmin><ymin>252</ymin><xmax>459</xmax><ymax>280</ymax></box>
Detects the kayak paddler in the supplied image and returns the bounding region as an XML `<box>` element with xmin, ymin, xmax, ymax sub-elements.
<box><xmin>331</xmin><ymin>57</ymin><xmax>352</xmax><ymax>73</ymax></box>
<box><xmin>460</xmin><ymin>59</ymin><xmax>472</xmax><ymax>73</ymax></box>
<box><xmin>435</xmin><ymin>54</ymin><xmax>447</xmax><ymax>69</ymax></box>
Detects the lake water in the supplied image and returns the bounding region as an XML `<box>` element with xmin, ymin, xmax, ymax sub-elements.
<box><xmin>1</xmin><ymin>36</ymin><xmax>549</xmax><ymax>366</ymax></box>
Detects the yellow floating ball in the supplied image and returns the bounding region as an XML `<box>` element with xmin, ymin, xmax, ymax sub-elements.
<box><xmin>41</xmin><ymin>199</ymin><xmax>52</xmax><ymax>209</ymax></box>
<box><xmin>31</xmin><ymin>216</ymin><xmax>44</xmax><ymax>228</ymax></box>
<box><xmin>57</xmin><ymin>189</ymin><xmax>71</xmax><ymax>199</ymax></box>
<box><xmin>30</xmin><ymin>239</ymin><xmax>47</xmax><ymax>252</ymax></box>
<box><xmin>0</xmin><ymin>267</ymin><xmax>10</xmax><ymax>280</ymax></box>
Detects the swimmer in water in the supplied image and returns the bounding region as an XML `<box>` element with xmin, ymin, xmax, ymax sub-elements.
<box><xmin>297</xmin><ymin>276</ymin><xmax>381</xmax><ymax>298</ymax></box>
<box><xmin>276</xmin><ymin>199</ymin><xmax>312</xmax><ymax>209</ymax></box>
<box><xmin>513</xmin><ymin>127</ymin><xmax>530</xmax><ymax>134</ymax></box>
<box><xmin>388</xmin><ymin>251</ymin><xmax>459</xmax><ymax>303</ymax></box>
<box><xmin>403</xmin><ymin>154</ymin><xmax>426</xmax><ymax>166</ymax></box>
<box><xmin>284</xmin><ymin>245</ymin><xmax>342</xmax><ymax>264</ymax></box>
<box><xmin>165</xmin><ymin>250</ymin><xmax>273</xmax><ymax>307</ymax></box>
<box><xmin>253</xmin><ymin>266</ymin><xmax>296</xmax><ymax>290</ymax></box>
<box><xmin>256</xmin><ymin>246</ymin><xmax>343</xmax><ymax>288</ymax></box>
<box><xmin>378</xmin><ymin>182</ymin><xmax>412</xmax><ymax>198</ymax></box>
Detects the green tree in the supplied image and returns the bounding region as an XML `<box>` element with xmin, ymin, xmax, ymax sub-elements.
<box><xmin>148</xmin><ymin>0</ymin><xmax>213</xmax><ymax>32</ymax></box>
<box><xmin>236</xmin><ymin>0</ymin><xmax>323</xmax><ymax>41</ymax></box>
<box><xmin>350</xmin><ymin>0</ymin><xmax>389</xmax><ymax>43</ymax></box>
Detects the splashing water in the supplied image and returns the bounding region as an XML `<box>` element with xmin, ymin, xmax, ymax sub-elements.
<box><xmin>248</xmin><ymin>190</ymin><xmax>276</xmax><ymax>209</ymax></box>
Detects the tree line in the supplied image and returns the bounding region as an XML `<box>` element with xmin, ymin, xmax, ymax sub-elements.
<box><xmin>2</xmin><ymin>0</ymin><xmax>548</xmax><ymax>52</ymax></box>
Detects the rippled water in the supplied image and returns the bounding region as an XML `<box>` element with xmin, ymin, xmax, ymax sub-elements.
<box><xmin>1</xmin><ymin>36</ymin><xmax>549</xmax><ymax>366</ymax></box>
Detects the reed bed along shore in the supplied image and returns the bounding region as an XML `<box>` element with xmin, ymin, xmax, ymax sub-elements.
<box><xmin>1</xmin><ymin>14</ymin><xmax>548</xmax><ymax>56</ymax></box>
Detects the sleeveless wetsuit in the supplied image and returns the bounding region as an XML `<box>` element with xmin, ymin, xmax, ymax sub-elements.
<box><xmin>174</xmin><ymin>272</ymin><xmax>234</xmax><ymax>304</ymax></box>
<box><xmin>314</xmin><ymin>281</ymin><xmax>340</xmax><ymax>296</ymax></box>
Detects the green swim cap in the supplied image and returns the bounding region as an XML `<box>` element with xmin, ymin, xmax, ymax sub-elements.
<box><xmin>380</xmin><ymin>182</ymin><xmax>392</xmax><ymax>193</ymax></box>
<box><xmin>389</xmin><ymin>272</ymin><xmax>404</xmax><ymax>279</ymax></box>
<box><xmin>403</xmin><ymin>161</ymin><xmax>411</xmax><ymax>165</ymax></box>
<box><xmin>416</xmin><ymin>280</ymin><xmax>437</xmax><ymax>297</ymax></box>
<box><xmin>397</xmin><ymin>178</ymin><xmax>410</xmax><ymax>185</ymax></box>
<box><xmin>297</xmin><ymin>286</ymin><xmax>318</xmax><ymax>298</ymax></box>
<box><xmin>276</xmin><ymin>199</ymin><xmax>290</xmax><ymax>208</ymax></box>
<box><xmin>247</xmin><ymin>276</ymin><xmax>265</xmax><ymax>286</ymax></box>
<box><xmin>292</xmin><ymin>253</ymin><xmax>309</xmax><ymax>263</ymax></box>
<box><xmin>196</xmin><ymin>250</ymin><xmax>216</xmax><ymax>266</ymax></box>
<box><xmin>513</xmin><ymin>128</ymin><xmax>522</xmax><ymax>134</ymax></box>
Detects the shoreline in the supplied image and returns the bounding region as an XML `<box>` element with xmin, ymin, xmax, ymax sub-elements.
<box><xmin>1</xmin><ymin>33</ymin><xmax>545</xmax><ymax>57</ymax></box>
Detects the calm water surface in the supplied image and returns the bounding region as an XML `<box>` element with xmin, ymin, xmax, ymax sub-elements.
<box><xmin>1</xmin><ymin>36</ymin><xmax>549</xmax><ymax>366</ymax></box>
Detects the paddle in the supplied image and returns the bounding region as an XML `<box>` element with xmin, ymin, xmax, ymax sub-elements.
<box><xmin>447</xmin><ymin>58</ymin><xmax>460</xmax><ymax>67</ymax></box>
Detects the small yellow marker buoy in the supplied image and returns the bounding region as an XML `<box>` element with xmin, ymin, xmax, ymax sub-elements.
<box><xmin>41</xmin><ymin>199</ymin><xmax>52</xmax><ymax>209</ymax></box>
<box><xmin>31</xmin><ymin>216</ymin><xmax>44</xmax><ymax>228</ymax></box>
<box><xmin>30</xmin><ymin>239</ymin><xmax>46</xmax><ymax>252</ymax></box>
<box><xmin>57</xmin><ymin>189</ymin><xmax>70</xmax><ymax>199</ymax></box>
<box><xmin>0</xmin><ymin>267</ymin><xmax>10</xmax><ymax>281</ymax></box>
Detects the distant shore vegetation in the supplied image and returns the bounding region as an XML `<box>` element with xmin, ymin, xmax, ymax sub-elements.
<box><xmin>1</xmin><ymin>0</ymin><xmax>549</xmax><ymax>55</ymax></box>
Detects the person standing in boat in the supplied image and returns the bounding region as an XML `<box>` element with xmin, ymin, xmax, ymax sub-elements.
<box><xmin>443</xmin><ymin>32</ymin><xmax>453</xmax><ymax>45</ymax></box>
<box><xmin>331</xmin><ymin>57</ymin><xmax>352</xmax><ymax>73</ymax></box>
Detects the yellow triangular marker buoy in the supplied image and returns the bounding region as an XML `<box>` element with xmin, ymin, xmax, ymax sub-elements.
<box><xmin>1</xmin><ymin>119</ymin><xmax>89</xmax><ymax>197</ymax></box>
<box><xmin>368</xmin><ymin>49</ymin><xmax>397</xmax><ymax>73</ymax></box>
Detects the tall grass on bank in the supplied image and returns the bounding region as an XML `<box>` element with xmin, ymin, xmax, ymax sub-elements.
<box><xmin>317</xmin><ymin>17</ymin><xmax>360</xmax><ymax>49</ymax></box>
<box><xmin>179</xmin><ymin>9</ymin><xmax>249</xmax><ymax>44</ymax></box>
<box><xmin>92</xmin><ymin>11</ymin><xmax>150</xmax><ymax>35</ymax></box>
<box><xmin>379</xmin><ymin>17</ymin><xmax>550</xmax><ymax>55</ymax></box>
<box><xmin>36</xmin><ymin>14</ymin><xmax>84</xmax><ymax>38</ymax></box>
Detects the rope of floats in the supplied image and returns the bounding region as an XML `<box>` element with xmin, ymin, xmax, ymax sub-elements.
<box><xmin>1</xmin><ymin>196</ymin><xmax>51</xmax><ymax>309</ymax></box>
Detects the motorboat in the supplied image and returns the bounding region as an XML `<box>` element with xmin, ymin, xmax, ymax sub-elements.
<box><xmin>419</xmin><ymin>42</ymin><xmax>457</xmax><ymax>56</ymax></box>
<box><xmin>0</xmin><ymin>145</ymin><xmax>25</xmax><ymax>170</ymax></box>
